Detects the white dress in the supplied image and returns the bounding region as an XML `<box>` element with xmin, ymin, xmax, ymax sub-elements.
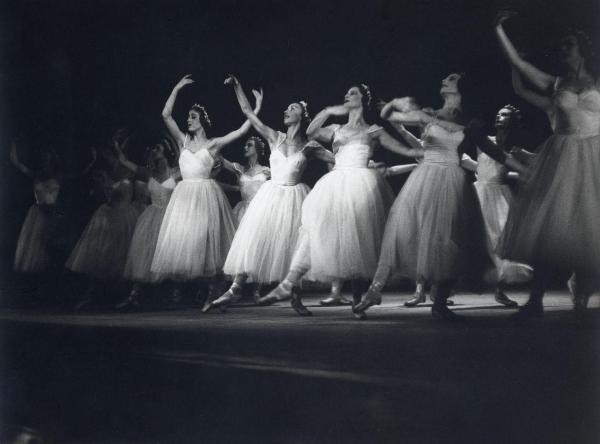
<box><xmin>151</xmin><ymin>139</ymin><xmax>236</xmax><ymax>280</ymax></box>
<box><xmin>14</xmin><ymin>178</ymin><xmax>61</xmax><ymax>272</ymax></box>
<box><xmin>67</xmin><ymin>179</ymin><xmax>139</xmax><ymax>279</ymax></box>
<box><xmin>473</xmin><ymin>143</ymin><xmax>532</xmax><ymax>283</ymax></box>
<box><xmin>123</xmin><ymin>176</ymin><xmax>176</xmax><ymax>283</ymax></box>
<box><xmin>223</xmin><ymin>132</ymin><xmax>310</xmax><ymax>283</ymax></box>
<box><xmin>231</xmin><ymin>164</ymin><xmax>270</xmax><ymax>225</ymax></box>
<box><xmin>295</xmin><ymin>125</ymin><xmax>390</xmax><ymax>282</ymax></box>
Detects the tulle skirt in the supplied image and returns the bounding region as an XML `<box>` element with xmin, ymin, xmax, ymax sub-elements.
<box><xmin>378</xmin><ymin>162</ymin><xmax>488</xmax><ymax>282</ymax></box>
<box><xmin>499</xmin><ymin>134</ymin><xmax>600</xmax><ymax>273</ymax></box>
<box><xmin>475</xmin><ymin>181</ymin><xmax>532</xmax><ymax>284</ymax></box>
<box><xmin>298</xmin><ymin>167</ymin><xmax>390</xmax><ymax>282</ymax></box>
<box><xmin>123</xmin><ymin>205</ymin><xmax>167</xmax><ymax>283</ymax></box>
<box><xmin>224</xmin><ymin>181</ymin><xmax>310</xmax><ymax>283</ymax></box>
<box><xmin>66</xmin><ymin>203</ymin><xmax>139</xmax><ymax>279</ymax></box>
<box><xmin>151</xmin><ymin>179</ymin><xmax>235</xmax><ymax>280</ymax></box>
<box><xmin>14</xmin><ymin>204</ymin><xmax>50</xmax><ymax>272</ymax></box>
<box><xmin>232</xmin><ymin>200</ymin><xmax>250</xmax><ymax>226</ymax></box>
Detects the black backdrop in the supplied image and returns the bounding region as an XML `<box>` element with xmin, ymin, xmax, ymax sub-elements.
<box><xmin>0</xmin><ymin>0</ymin><xmax>598</xmax><ymax>271</ymax></box>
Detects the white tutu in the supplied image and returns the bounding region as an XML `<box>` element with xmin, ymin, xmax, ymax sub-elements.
<box><xmin>151</xmin><ymin>179</ymin><xmax>235</xmax><ymax>280</ymax></box>
<box><xmin>14</xmin><ymin>204</ymin><xmax>50</xmax><ymax>272</ymax></box>
<box><xmin>232</xmin><ymin>200</ymin><xmax>250</xmax><ymax>225</ymax></box>
<box><xmin>300</xmin><ymin>167</ymin><xmax>389</xmax><ymax>282</ymax></box>
<box><xmin>66</xmin><ymin>203</ymin><xmax>139</xmax><ymax>279</ymax></box>
<box><xmin>224</xmin><ymin>181</ymin><xmax>309</xmax><ymax>283</ymax></box>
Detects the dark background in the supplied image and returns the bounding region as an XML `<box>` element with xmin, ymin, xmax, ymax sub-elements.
<box><xmin>0</xmin><ymin>0</ymin><xmax>598</xmax><ymax>275</ymax></box>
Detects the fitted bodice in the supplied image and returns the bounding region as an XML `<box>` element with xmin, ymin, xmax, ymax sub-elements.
<box><xmin>179</xmin><ymin>137</ymin><xmax>218</xmax><ymax>181</ymax></box>
<box><xmin>549</xmin><ymin>81</ymin><xmax>600</xmax><ymax>137</ymax></box>
<box><xmin>110</xmin><ymin>179</ymin><xmax>134</xmax><ymax>206</ymax></box>
<box><xmin>331</xmin><ymin>125</ymin><xmax>381</xmax><ymax>168</ymax></box>
<box><xmin>33</xmin><ymin>178</ymin><xmax>60</xmax><ymax>205</ymax></box>
<box><xmin>421</xmin><ymin>122</ymin><xmax>464</xmax><ymax>166</ymax></box>
<box><xmin>268</xmin><ymin>132</ymin><xmax>307</xmax><ymax>186</ymax></box>
<box><xmin>237</xmin><ymin>166</ymin><xmax>269</xmax><ymax>201</ymax></box>
<box><xmin>476</xmin><ymin>138</ymin><xmax>505</xmax><ymax>184</ymax></box>
<box><xmin>148</xmin><ymin>176</ymin><xmax>176</xmax><ymax>208</ymax></box>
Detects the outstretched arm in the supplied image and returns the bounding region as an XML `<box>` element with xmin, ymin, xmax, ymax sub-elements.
<box><xmin>384</xmin><ymin>164</ymin><xmax>418</xmax><ymax>177</ymax></box>
<box><xmin>374</xmin><ymin>128</ymin><xmax>424</xmax><ymax>159</ymax></box>
<box><xmin>512</xmin><ymin>68</ymin><xmax>552</xmax><ymax>111</ymax></box>
<box><xmin>460</xmin><ymin>153</ymin><xmax>478</xmax><ymax>172</ymax></box>
<box><xmin>381</xmin><ymin>100</ymin><xmax>463</xmax><ymax>132</ymax></box>
<box><xmin>306</xmin><ymin>106</ymin><xmax>348</xmax><ymax>144</ymax></box>
<box><xmin>210</xmin><ymin>89</ymin><xmax>263</xmax><ymax>153</ymax></box>
<box><xmin>305</xmin><ymin>141</ymin><xmax>335</xmax><ymax>164</ymax></box>
<box><xmin>162</xmin><ymin>75</ymin><xmax>194</xmax><ymax>147</ymax></box>
<box><xmin>10</xmin><ymin>140</ymin><xmax>35</xmax><ymax>178</ymax></box>
<box><xmin>390</xmin><ymin>122</ymin><xmax>423</xmax><ymax>149</ymax></box>
<box><xmin>495</xmin><ymin>12</ymin><xmax>555</xmax><ymax>92</ymax></box>
<box><xmin>225</xmin><ymin>75</ymin><xmax>278</xmax><ymax>144</ymax></box>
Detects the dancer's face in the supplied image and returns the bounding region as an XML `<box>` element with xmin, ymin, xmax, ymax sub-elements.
<box><xmin>283</xmin><ymin>103</ymin><xmax>303</xmax><ymax>126</ymax></box>
<box><xmin>558</xmin><ymin>34</ymin><xmax>583</xmax><ymax>66</ymax></box>
<box><xmin>343</xmin><ymin>87</ymin><xmax>364</xmax><ymax>109</ymax></box>
<box><xmin>187</xmin><ymin>110</ymin><xmax>203</xmax><ymax>133</ymax></box>
<box><xmin>440</xmin><ymin>73</ymin><xmax>462</xmax><ymax>95</ymax></box>
<box><xmin>243</xmin><ymin>139</ymin><xmax>257</xmax><ymax>157</ymax></box>
<box><xmin>149</xmin><ymin>145</ymin><xmax>168</xmax><ymax>170</ymax></box>
<box><xmin>495</xmin><ymin>108</ymin><xmax>514</xmax><ymax>130</ymax></box>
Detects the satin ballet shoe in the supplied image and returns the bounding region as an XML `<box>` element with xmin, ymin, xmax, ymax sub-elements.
<box><xmin>291</xmin><ymin>293</ymin><xmax>312</xmax><ymax>317</ymax></box>
<box><xmin>320</xmin><ymin>296</ymin><xmax>353</xmax><ymax>306</ymax></box>
<box><xmin>510</xmin><ymin>302</ymin><xmax>543</xmax><ymax>322</ymax></box>
<box><xmin>353</xmin><ymin>289</ymin><xmax>382</xmax><ymax>314</ymax></box>
<box><xmin>494</xmin><ymin>291</ymin><xmax>518</xmax><ymax>308</ymax></box>
<box><xmin>431</xmin><ymin>304</ymin><xmax>462</xmax><ymax>322</ymax></box>
<box><xmin>210</xmin><ymin>288</ymin><xmax>243</xmax><ymax>310</ymax></box>
<box><xmin>404</xmin><ymin>290</ymin><xmax>426</xmax><ymax>307</ymax></box>
<box><xmin>258</xmin><ymin>281</ymin><xmax>293</xmax><ymax>306</ymax></box>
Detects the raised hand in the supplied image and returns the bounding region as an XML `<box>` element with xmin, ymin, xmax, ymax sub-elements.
<box><xmin>175</xmin><ymin>74</ymin><xmax>194</xmax><ymax>90</ymax></box>
<box><xmin>252</xmin><ymin>88</ymin><xmax>264</xmax><ymax>110</ymax></box>
<box><xmin>494</xmin><ymin>10</ymin><xmax>517</xmax><ymax>27</ymax></box>
<box><xmin>224</xmin><ymin>74</ymin><xmax>240</xmax><ymax>86</ymax></box>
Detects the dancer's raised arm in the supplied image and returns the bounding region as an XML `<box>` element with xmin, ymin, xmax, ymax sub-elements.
<box><xmin>512</xmin><ymin>68</ymin><xmax>551</xmax><ymax>111</ymax></box>
<box><xmin>495</xmin><ymin>11</ymin><xmax>555</xmax><ymax>92</ymax></box>
<box><xmin>381</xmin><ymin>99</ymin><xmax>463</xmax><ymax>132</ymax></box>
<box><xmin>225</xmin><ymin>75</ymin><xmax>278</xmax><ymax>144</ymax></box>
<box><xmin>372</xmin><ymin>128</ymin><xmax>423</xmax><ymax>159</ymax></box>
<box><xmin>10</xmin><ymin>140</ymin><xmax>35</xmax><ymax>178</ymax></box>
<box><xmin>162</xmin><ymin>75</ymin><xmax>194</xmax><ymax>146</ymax></box>
<box><xmin>306</xmin><ymin>106</ymin><xmax>348</xmax><ymax>144</ymax></box>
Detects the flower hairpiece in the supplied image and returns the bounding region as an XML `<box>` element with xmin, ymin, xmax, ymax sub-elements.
<box><xmin>298</xmin><ymin>100</ymin><xmax>311</xmax><ymax>122</ymax></box>
<box><xmin>191</xmin><ymin>103</ymin><xmax>212</xmax><ymax>128</ymax></box>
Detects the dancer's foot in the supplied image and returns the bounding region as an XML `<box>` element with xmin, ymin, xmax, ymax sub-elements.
<box><xmin>431</xmin><ymin>304</ymin><xmax>462</xmax><ymax>321</ymax></box>
<box><xmin>429</xmin><ymin>291</ymin><xmax>454</xmax><ymax>306</ymax></box>
<box><xmin>258</xmin><ymin>280</ymin><xmax>293</xmax><ymax>306</ymax></box>
<box><xmin>495</xmin><ymin>290</ymin><xmax>518</xmax><ymax>308</ymax></box>
<box><xmin>404</xmin><ymin>289</ymin><xmax>426</xmax><ymax>307</ymax></box>
<box><xmin>206</xmin><ymin>285</ymin><xmax>243</xmax><ymax>313</ymax></box>
<box><xmin>115</xmin><ymin>290</ymin><xmax>141</xmax><ymax>310</ymax></box>
<box><xmin>320</xmin><ymin>295</ymin><xmax>353</xmax><ymax>306</ymax></box>
<box><xmin>291</xmin><ymin>293</ymin><xmax>312</xmax><ymax>317</ymax></box>
<box><xmin>510</xmin><ymin>301</ymin><xmax>543</xmax><ymax>321</ymax></box>
<box><xmin>353</xmin><ymin>286</ymin><xmax>382</xmax><ymax>314</ymax></box>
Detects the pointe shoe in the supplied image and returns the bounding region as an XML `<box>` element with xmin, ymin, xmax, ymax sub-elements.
<box><xmin>291</xmin><ymin>293</ymin><xmax>312</xmax><ymax>317</ymax></box>
<box><xmin>353</xmin><ymin>290</ymin><xmax>382</xmax><ymax>314</ymax></box>
<box><xmin>431</xmin><ymin>304</ymin><xmax>462</xmax><ymax>321</ymax></box>
<box><xmin>510</xmin><ymin>302</ymin><xmax>543</xmax><ymax>321</ymax></box>
<box><xmin>320</xmin><ymin>295</ymin><xmax>353</xmax><ymax>306</ymax></box>
<box><xmin>404</xmin><ymin>290</ymin><xmax>426</xmax><ymax>307</ymax></box>
<box><xmin>258</xmin><ymin>281</ymin><xmax>293</xmax><ymax>306</ymax></box>
<box><xmin>209</xmin><ymin>288</ymin><xmax>243</xmax><ymax>311</ymax></box>
<box><xmin>495</xmin><ymin>291</ymin><xmax>518</xmax><ymax>308</ymax></box>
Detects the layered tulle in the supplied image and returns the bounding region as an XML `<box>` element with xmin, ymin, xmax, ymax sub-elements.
<box><xmin>123</xmin><ymin>204</ymin><xmax>167</xmax><ymax>283</ymax></box>
<box><xmin>14</xmin><ymin>205</ymin><xmax>51</xmax><ymax>272</ymax></box>
<box><xmin>298</xmin><ymin>168</ymin><xmax>390</xmax><ymax>282</ymax></box>
<box><xmin>224</xmin><ymin>181</ymin><xmax>310</xmax><ymax>282</ymax></box>
<box><xmin>499</xmin><ymin>134</ymin><xmax>600</xmax><ymax>273</ymax></box>
<box><xmin>232</xmin><ymin>200</ymin><xmax>250</xmax><ymax>226</ymax></box>
<box><xmin>151</xmin><ymin>179</ymin><xmax>235</xmax><ymax>280</ymax></box>
<box><xmin>475</xmin><ymin>181</ymin><xmax>532</xmax><ymax>284</ymax></box>
<box><xmin>66</xmin><ymin>203</ymin><xmax>139</xmax><ymax>279</ymax></box>
<box><xmin>378</xmin><ymin>163</ymin><xmax>488</xmax><ymax>282</ymax></box>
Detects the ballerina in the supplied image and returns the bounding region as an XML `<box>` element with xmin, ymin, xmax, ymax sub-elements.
<box><xmin>260</xmin><ymin>84</ymin><xmax>423</xmax><ymax>316</ymax></box>
<box><xmin>112</xmin><ymin>141</ymin><xmax>179</xmax><ymax>309</ymax></box>
<box><xmin>494</xmin><ymin>12</ymin><xmax>600</xmax><ymax>317</ymax></box>
<box><xmin>460</xmin><ymin>104</ymin><xmax>534</xmax><ymax>307</ymax></box>
<box><xmin>150</xmin><ymin>75</ymin><xmax>261</xmax><ymax>309</ymax></box>
<box><xmin>205</xmin><ymin>75</ymin><xmax>335</xmax><ymax>313</ymax></box>
<box><xmin>354</xmin><ymin>73</ymin><xmax>492</xmax><ymax>320</ymax></box>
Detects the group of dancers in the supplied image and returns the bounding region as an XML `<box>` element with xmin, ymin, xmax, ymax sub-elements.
<box><xmin>11</xmin><ymin>13</ymin><xmax>600</xmax><ymax>321</ymax></box>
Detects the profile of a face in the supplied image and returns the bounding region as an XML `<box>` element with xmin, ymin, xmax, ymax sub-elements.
<box><xmin>244</xmin><ymin>139</ymin><xmax>257</xmax><ymax>157</ymax></box>
<box><xmin>343</xmin><ymin>87</ymin><xmax>364</xmax><ymax>109</ymax></box>
<box><xmin>187</xmin><ymin>110</ymin><xmax>203</xmax><ymax>132</ymax></box>
<box><xmin>440</xmin><ymin>73</ymin><xmax>463</xmax><ymax>95</ymax></box>
<box><xmin>495</xmin><ymin>107</ymin><xmax>514</xmax><ymax>129</ymax></box>
<box><xmin>283</xmin><ymin>103</ymin><xmax>303</xmax><ymax>126</ymax></box>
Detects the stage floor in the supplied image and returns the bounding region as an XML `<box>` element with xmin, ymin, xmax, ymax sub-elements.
<box><xmin>1</xmin><ymin>291</ymin><xmax>599</xmax><ymax>443</ymax></box>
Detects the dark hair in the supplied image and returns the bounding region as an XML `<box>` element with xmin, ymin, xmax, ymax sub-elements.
<box><xmin>498</xmin><ymin>104</ymin><xmax>526</xmax><ymax>150</ymax></box>
<box><xmin>247</xmin><ymin>136</ymin><xmax>266</xmax><ymax>157</ymax></box>
<box><xmin>559</xmin><ymin>28</ymin><xmax>597</xmax><ymax>76</ymax></box>
<box><xmin>189</xmin><ymin>104</ymin><xmax>212</xmax><ymax>135</ymax></box>
<box><xmin>356</xmin><ymin>83</ymin><xmax>372</xmax><ymax>110</ymax></box>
